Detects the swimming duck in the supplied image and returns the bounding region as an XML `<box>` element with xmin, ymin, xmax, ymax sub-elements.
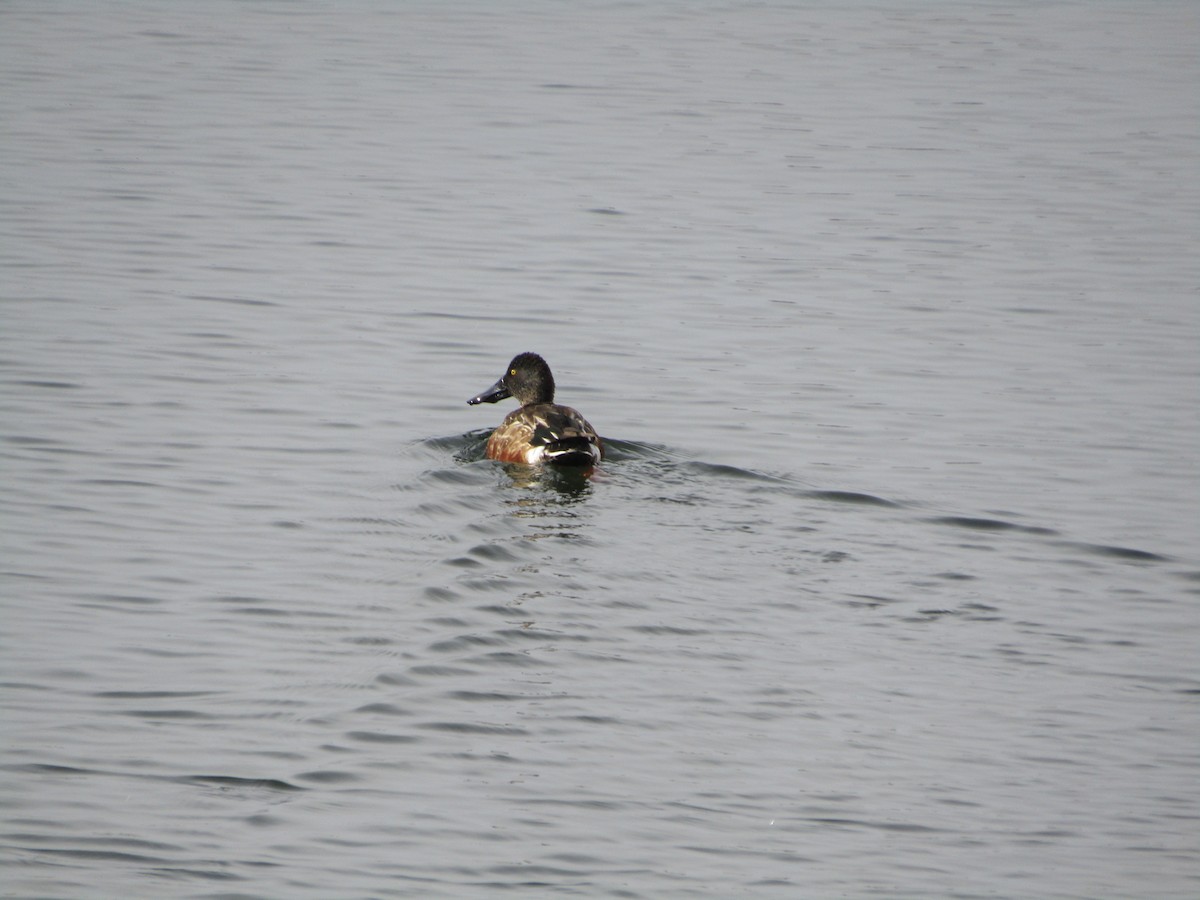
<box><xmin>467</xmin><ymin>352</ymin><xmax>604</xmax><ymax>467</ymax></box>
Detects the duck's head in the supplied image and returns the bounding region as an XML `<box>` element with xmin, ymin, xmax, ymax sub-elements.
<box><xmin>467</xmin><ymin>352</ymin><xmax>556</xmax><ymax>407</ymax></box>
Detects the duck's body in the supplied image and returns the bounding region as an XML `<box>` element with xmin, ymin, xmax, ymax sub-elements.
<box><xmin>468</xmin><ymin>352</ymin><xmax>603</xmax><ymax>467</ymax></box>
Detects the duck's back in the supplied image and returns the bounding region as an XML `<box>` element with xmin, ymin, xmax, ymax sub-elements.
<box><xmin>487</xmin><ymin>403</ymin><xmax>603</xmax><ymax>466</ymax></box>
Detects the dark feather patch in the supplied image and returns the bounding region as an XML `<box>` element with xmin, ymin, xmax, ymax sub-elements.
<box><xmin>530</xmin><ymin>410</ymin><xmax>591</xmax><ymax>447</ymax></box>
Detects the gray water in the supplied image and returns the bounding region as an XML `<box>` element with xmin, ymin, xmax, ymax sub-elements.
<box><xmin>2</xmin><ymin>2</ymin><xmax>1198</xmax><ymax>897</ymax></box>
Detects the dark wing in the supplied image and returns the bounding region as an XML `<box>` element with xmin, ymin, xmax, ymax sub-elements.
<box><xmin>528</xmin><ymin>405</ymin><xmax>603</xmax><ymax>465</ymax></box>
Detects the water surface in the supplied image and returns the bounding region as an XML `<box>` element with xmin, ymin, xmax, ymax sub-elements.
<box><xmin>2</xmin><ymin>2</ymin><xmax>1198</xmax><ymax>898</ymax></box>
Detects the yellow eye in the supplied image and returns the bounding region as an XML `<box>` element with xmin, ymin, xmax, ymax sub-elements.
<box><xmin>510</xmin><ymin>369</ymin><xmax>516</xmax><ymax>376</ymax></box>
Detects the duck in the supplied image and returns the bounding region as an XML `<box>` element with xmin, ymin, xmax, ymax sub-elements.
<box><xmin>467</xmin><ymin>352</ymin><xmax>604</xmax><ymax>467</ymax></box>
